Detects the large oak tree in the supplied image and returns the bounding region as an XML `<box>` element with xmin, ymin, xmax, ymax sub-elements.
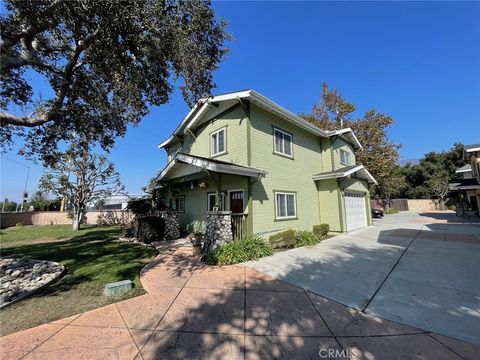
<box><xmin>1</xmin><ymin>0</ymin><xmax>228</xmax><ymax>159</ymax></box>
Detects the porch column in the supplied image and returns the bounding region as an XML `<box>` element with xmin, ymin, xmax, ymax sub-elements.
<box><xmin>247</xmin><ymin>180</ymin><xmax>253</xmax><ymax>236</ymax></box>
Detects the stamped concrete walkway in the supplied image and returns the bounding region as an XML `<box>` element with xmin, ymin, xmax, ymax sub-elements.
<box><xmin>1</xmin><ymin>240</ymin><xmax>479</xmax><ymax>359</ymax></box>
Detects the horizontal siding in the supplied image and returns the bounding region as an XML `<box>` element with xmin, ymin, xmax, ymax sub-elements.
<box><xmin>170</xmin><ymin>174</ymin><xmax>247</xmax><ymax>233</ymax></box>
<box><xmin>332</xmin><ymin>137</ymin><xmax>356</xmax><ymax>170</ymax></box>
<box><xmin>176</xmin><ymin>106</ymin><xmax>248</xmax><ymax>165</ymax></box>
<box><xmin>317</xmin><ymin>179</ymin><xmax>342</xmax><ymax>232</ymax></box>
<box><xmin>250</xmin><ymin>104</ymin><xmax>322</xmax><ymax>235</ymax></box>
<box><xmin>343</xmin><ymin>178</ymin><xmax>369</xmax><ymax>193</ymax></box>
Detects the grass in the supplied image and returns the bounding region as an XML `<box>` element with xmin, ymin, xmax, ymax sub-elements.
<box><xmin>0</xmin><ymin>225</ymin><xmax>157</xmax><ymax>335</ymax></box>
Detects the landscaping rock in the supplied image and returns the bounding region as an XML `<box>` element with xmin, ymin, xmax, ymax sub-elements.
<box><xmin>0</xmin><ymin>258</ymin><xmax>64</xmax><ymax>308</ymax></box>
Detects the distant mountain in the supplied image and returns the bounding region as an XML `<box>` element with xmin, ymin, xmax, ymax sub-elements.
<box><xmin>398</xmin><ymin>158</ymin><xmax>420</xmax><ymax>166</ymax></box>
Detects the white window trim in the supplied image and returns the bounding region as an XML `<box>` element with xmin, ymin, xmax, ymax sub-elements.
<box><xmin>340</xmin><ymin>149</ymin><xmax>351</xmax><ymax>165</ymax></box>
<box><xmin>274</xmin><ymin>191</ymin><xmax>297</xmax><ymax>219</ymax></box>
<box><xmin>227</xmin><ymin>189</ymin><xmax>245</xmax><ymax>213</ymax></box>
<box><xmin>173</xmin><ymin>195</ymin><xmax>185</xmax><ymax>213</ymax></box>
<box><xmin>210</xmin><ymin>127</ymin><xmax>227</xmax><ymax>157</ymax></box>
<box><xmin>273</xmin><ymin>127</ymin><xmax>293</xmax><ymax>158</ymax></box>
<box><xmin>207</xmin><ymin>192</ymin><xmax>226</xmax><ymax>211</ymax></box>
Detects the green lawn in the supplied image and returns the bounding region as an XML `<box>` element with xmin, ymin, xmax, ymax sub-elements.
<box><xmin>0</xmin><ymin>225</ymin><xmax>157</xmax><ymax>335</ymax></box>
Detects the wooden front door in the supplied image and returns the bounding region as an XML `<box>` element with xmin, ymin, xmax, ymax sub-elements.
<box><xmin>229</xmin><ymin>191</ymin><xmax>244</xmax><ymax>214</ymax></box>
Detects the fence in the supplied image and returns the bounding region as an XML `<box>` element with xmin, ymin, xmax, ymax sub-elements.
<box><xmin>231</xmin><ymin>213</ymin><xmax>248</xmax><ymax>240</ymax></box>
<box><xmin>370</xmin><ymin>199</ymin><xmax>438</xmax><ymax>212</ymax></box>
<box><xmin>0</xmin><ymin>211</ymin><xmax>132</xmax><ymax>229</ymax></box>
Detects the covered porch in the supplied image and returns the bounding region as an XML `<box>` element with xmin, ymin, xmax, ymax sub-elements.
<box><xmin>153</xmin><ymin>153</ymin><xmax>267</xmax><ymax>239</ymax></box>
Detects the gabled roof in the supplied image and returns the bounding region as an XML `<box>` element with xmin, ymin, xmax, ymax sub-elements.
<box><xmin>312</xmin><ymin>165</ymin><xmax>377</xmax><ymax>184</ymax></box>
<box><xmin>158</xmin><ymin>89</ymin><xmax>362</xmax><ymax>150</ymax></box>
<box><xmin>155</xmin><ymin>153</ymin><xmax>267</xmax><ymax>183</ymax></box>
<box><xmin>455</xmin><ymin>164</ymin><xmax>472</xmax><ymax>173</ymax></box>
<box><xmin>449</xmin><ymin>178</ymin><xmax>480</xmax><ymax>191</ymax></box>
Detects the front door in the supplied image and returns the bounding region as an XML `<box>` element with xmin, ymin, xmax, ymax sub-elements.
<box><xmin>229</xmin><ymin>191</ymin><xmax>244</xmax><ymax>214</ymax></box>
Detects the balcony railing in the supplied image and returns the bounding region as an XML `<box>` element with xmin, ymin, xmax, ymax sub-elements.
<box><xmin>231</xmin><ymin>213</ymin><xmax>248</xmax><ymax>240</ymax></box>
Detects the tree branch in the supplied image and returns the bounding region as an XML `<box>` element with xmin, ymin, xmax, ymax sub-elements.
<box><xmin>1</xmin><ymin>28</ymin><xmax>100</xmax><ymax>128</ymax></box>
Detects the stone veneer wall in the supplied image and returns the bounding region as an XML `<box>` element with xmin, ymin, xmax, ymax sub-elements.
<box><xmin>203</xmin><ymin>211</ymin><xmax>233</xmax><ymax>254</ymax></box>
<box><xmin>162</xmin><ymin>211</ymin><xmax>181</xmax><ymax>240</ymax></box>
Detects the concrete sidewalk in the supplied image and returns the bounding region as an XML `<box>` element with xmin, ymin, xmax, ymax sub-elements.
<box><xmin>2</xmin><ymin>239</ymin><xmax>479</xmax><ymax>359</ymax></box>
<box><xmin>246</xmin><ymin>212</ymin><xmax>480</xmax><ymax>346</ymax></box>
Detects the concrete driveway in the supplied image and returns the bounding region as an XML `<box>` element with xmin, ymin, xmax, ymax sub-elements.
<box><xmin>246</xmin><ymin>211</ymin><xmax>480</xmax><ymax>345</ymax></box>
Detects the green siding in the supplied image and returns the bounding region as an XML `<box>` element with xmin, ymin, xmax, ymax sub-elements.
<box><xmin>170</xmin><ymin>106</ymin><xmax>248</xmax><ymax>165</ymax></box>
<box><xmin>320</xmin><ymin>137</ymin><xmax>333</xmax><ymax>172</ymax></box>
<box><xmin>172</xmin><ymin>174</ymin><xmax>248</xmax><ymax>233</ymax></box>
<box><xmin>317</xmin><ymin>179</ymin><xmax>342</xmax><ymax>232</ymax></box>
<box><xmin>332</xmin><ymin>137</ymin><xmax>356</xmax><ymax>170</ymax></box>
<box><xmin>249</xmin><ymin>104</ymin><xmax>322</xmax><ymax>235</ymax></box>
<box><xmin>342</xmin><ymin>178</ymin><xmax>369</xmax><ymax>193</ymax></box>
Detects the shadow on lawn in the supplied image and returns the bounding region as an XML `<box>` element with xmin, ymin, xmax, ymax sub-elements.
<box><xmin>1</xmin><ymin>229</ymin><xmax>156</xmax><ymax>297</ymax></box>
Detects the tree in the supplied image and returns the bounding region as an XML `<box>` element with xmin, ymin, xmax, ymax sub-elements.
<box><xmin>301</xmin><ymin>83</ymin><xmax>402</xmax><ymax>198</ymax></box>
<box><xmin>399</xmin><ymin>143</ymin><xmax>465</xmax><ymax>203</ymax></box>
<box><xmin>27</xmin><ymin>191</ymin><xmax>50</xmax><ymax>211</ymax></box>
<box><xmin>0</xmin><ymin>199</ymin><xmax>19</xmax><ymax>212</ymax></box>
<box><xmin>39</xmin><ymin>142</ymin><xmax>124</xmax><ymax>231</ymax></box>
<box><xmin>1</xmin><ymin>0</ymin><xmax>229</xmax><ymax>160</ymax></box>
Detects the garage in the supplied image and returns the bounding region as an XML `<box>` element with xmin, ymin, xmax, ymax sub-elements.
<box><xmin>344</xmin><ymin>192</ymin><xmax>367</xmax><ymax>231</ymax></box>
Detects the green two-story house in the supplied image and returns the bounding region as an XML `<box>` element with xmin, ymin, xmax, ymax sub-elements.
<box><xmin>153</xmin><ymin>90</ymin><xmax>376</xmax><ymax>238</ymax></box>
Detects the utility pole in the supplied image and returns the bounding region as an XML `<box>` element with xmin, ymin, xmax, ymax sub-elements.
<box><xmin>2</xmin><ymin>157</ymin><xmax>30</xmax><ymax>212</ymax></box>
<box><xmin>20</xmin><ymin>166</ymin><xmax>30</xmax><ymax>212</ymax></box>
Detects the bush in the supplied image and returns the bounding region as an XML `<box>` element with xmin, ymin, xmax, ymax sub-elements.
<box><xmin>269</xmin><ymin>229</ymin><xmax>296</xmax><ymax>249</ymax></box>
<box><xmin>119</xmin><ymin>226</ymin><xmax>134</xmax><ymax>238</ymax></box>
<box><xmin>313</xmin><ymin>224</ymin><xmax>329</xmax><ymax>239</ymax></box>
<box><xmin>295</xmin><ymin>230</ymin><xmax>320</xmax><ymax>247</ymax></box>
<box><xmin>206</xmin><ymin>235</ymin><xmax>274</xmax><ymax>265</ymax></box>
<box><xmin>134</xmin><ymin>216</ymin><xmax>165</xmax><ymax>243</ymax></box>
<box><xmin>384</xmin><ymin>209</ymin><xmax>399</xmax><ymax>215</ymax></box>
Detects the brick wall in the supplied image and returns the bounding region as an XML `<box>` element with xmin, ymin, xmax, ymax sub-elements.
<box><xmin>0</xmin><ymin>211</ymin><xmax>132</xmax><ymax>229</ymax></box>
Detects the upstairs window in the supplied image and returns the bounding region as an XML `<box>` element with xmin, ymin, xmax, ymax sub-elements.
<box><xmin>210</xmin><ymin>127</ymin><xmax>226</xmax><ymax>157</ymax></box>
<box><xmin>275</xmin><ymin>192</ymin><xmax>297</xmax><ymax>219</ymax></box>
<box><xmin>273</xmin><ymin>128</ymin><xmax>293</xmax><ymax>157</ymax></box>
<box><xmin>340</xmin><ymin>149</ymin><xmax>352</xmax><ymax>165</ymax></box>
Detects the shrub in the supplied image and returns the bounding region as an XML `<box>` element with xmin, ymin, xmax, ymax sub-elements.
<box><xmin>135</xmin><ymin>216</ymin><xmax>165</xmax><ymax>243</ymax></box>
<box><xmin>269</xmin><ymin>229</ymin><xmax>296</xmax><ymax>249</ymax></box>
<box><xmin>119</xmin><ymin>226</ymin><xmax>134</xmax><ymax>238</ymax></box>
<box><xmin>295</xmin><ymin>230</ymin><xmax>320</xmax><ymax>247</ymax></box>
<box><xmin>313</xmin><ymin>224</ymin><xmax>329</xmax><ymax>239</ymax></box>
<box><xmin>206</xmin><ymin>235</ymin><xmax>274</xmax><ymax>265</ymax></box>
<box><xmin>384</xmin><ymin>209</ymin><xmax>399</xmax><ymax>215</ymax></box>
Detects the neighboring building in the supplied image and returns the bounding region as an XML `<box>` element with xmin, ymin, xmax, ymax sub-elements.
<box><xmin>153</xmin><ymin>90</ymin><xmax>376</xmax><ymax>237</ymax></box>
<box><xmin>87</xmin><ymin>194</ymin><xmax>142</xmax><ymax>211</ymax></box>
<box><xmin>450</xmin><ymin>144</ymin><xmax>480</xmax><ymax>212</ymax></box>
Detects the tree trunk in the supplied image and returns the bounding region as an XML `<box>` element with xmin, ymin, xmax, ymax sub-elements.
<box><xmin>72</xmin><ymin>212</ymin><xmax>81</xmax><ymax>231</ymax></box>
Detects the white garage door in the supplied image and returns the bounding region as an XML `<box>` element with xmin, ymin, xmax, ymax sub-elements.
<box><xmin>345</xmin><ymin>192</ymin><xmax>367</xmax><ymax>232</ymax></box>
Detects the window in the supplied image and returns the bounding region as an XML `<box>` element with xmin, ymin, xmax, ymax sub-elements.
<box><xmin>273</xmin><ymin>128</ymin><xmax>293</xmax><ymax>157</ymax></box>
<box><xmin>173</xmin><ymin>196</ymin><xmax>185</xmax><ymax>213</ymax></box>
<box><xmin>275</xmin><ymin>192</ymin><xmax>296</xmax><ymax>219</ymax></box>
<box><xmin>210</xmin><ymin>127</ymin><xmax>226</xmax><ymax>157</ymax></box>
<box><xmin>340</xmin><ymin>149</ymin><xmax>352</xmax><ymax>165</ymax></box>
<box><xmin>208</xmin><ymin>192</ymin><xmax>225</xmax><ymax>211</ymax></box>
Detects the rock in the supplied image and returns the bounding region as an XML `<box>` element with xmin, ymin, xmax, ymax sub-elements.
<box><xmin>0</xmin><ymin>258</ymin><xmax>64</xmax><ymax>308</ymax></box>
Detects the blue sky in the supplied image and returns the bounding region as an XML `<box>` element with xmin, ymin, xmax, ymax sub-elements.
<box><xmin>1</xmin><ymin>1</ymin><xmax>479</xmax><ymax>202</ymax></box>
